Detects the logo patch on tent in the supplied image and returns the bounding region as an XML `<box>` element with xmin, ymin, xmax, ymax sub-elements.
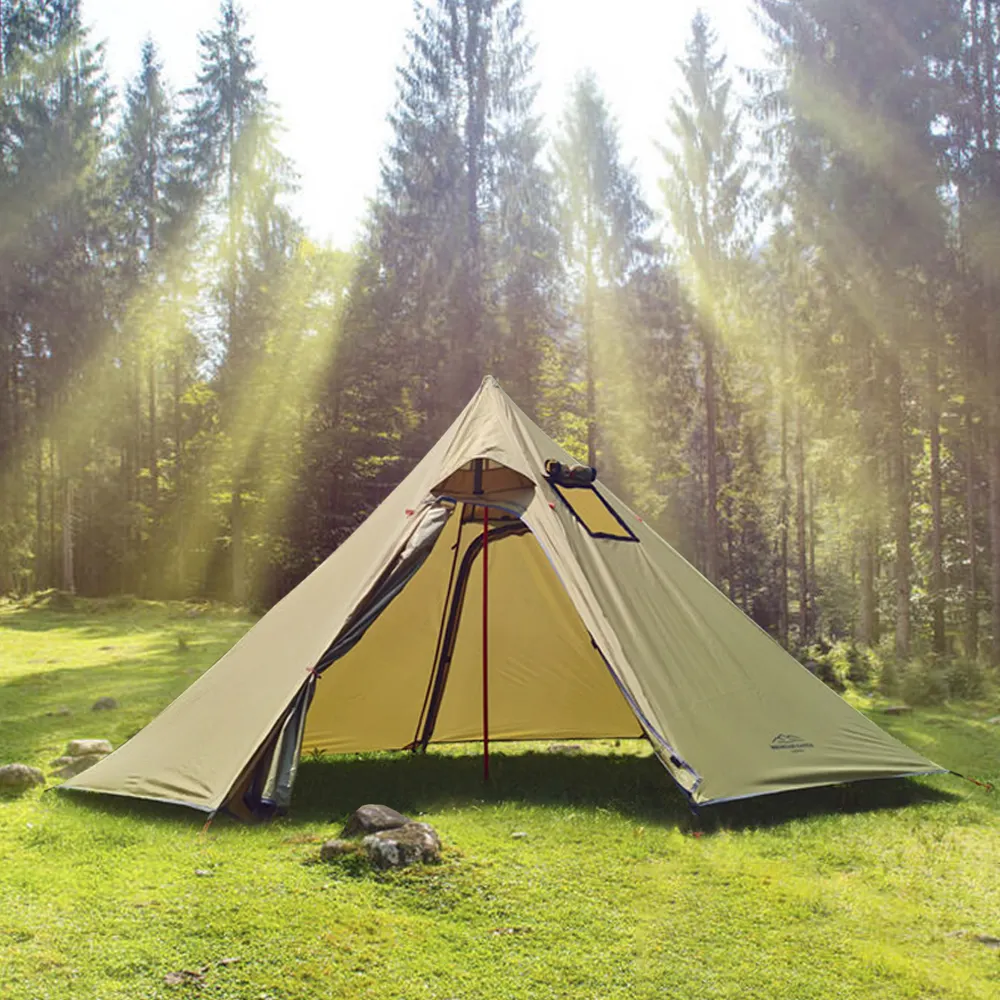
<box><xmin>770</xmin><ymin>733</ymin><xmax>814</xmax><ymax>753</ymax></box>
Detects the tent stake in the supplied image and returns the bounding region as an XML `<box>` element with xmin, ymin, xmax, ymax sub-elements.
<box><xmin>482</xmin><ymin>502</ymin><xmax>490</xmax><ymax>783</ymax></box>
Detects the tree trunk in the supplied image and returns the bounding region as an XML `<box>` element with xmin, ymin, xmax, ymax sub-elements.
<box><xmin>796</xmin><ymin>402</ymin><xmax>808</xmax><ymax>646</ymax></box>
<box><xmin>231</xmin><ymin>486</ymin><xmax>245</xmax><ymax>605</ymax></box>
<box><xmin>48</xmin><ymin>440</ymin><xmax>56</xmax><ymax>587</ymax></box>
<box><xmin>858</xmin><ymin>339</ymin><xmax>878</xmax><ymax>647</ymax></box>
<box><xmin>149</xmin><ymin>360</ymin><xmax>158</xmax><ymax>512</ymax></box>
<box><xmin>966</xmin><ymin>399</ymin><xmax>979</xmax><ymax>659</ymax></box>
<box><xmin>584</xmin><ymin>249</ymin><xmax>597</xmax><ymax>469</ymax></box>
<box><xmin>61</xmin><ymin>474</ymin><xmax>74</xmax><ymax>594</ymax></box>
<box><xmin>174</xmin><ymin>353</ymin><xmax>186</xmax><ymax>596</ymax></box>
<box><xmin>888</xmin><ymin>352</ymin><xmax>911</xmax><ymax>660</ymax></box>
<box><xmin>725</xmin><ymin>490</ymin><xmax>735</xmax><ymax>602</ymax></box>
<box><xmin>703</xmin><ymin>326</ymin><xmax>719</xmax><ymax>585</ymax></box>
<box><xmin>927</xmin><ymin>339</ymin><xmax>945</xmax><ymax>654</ymax></box>
<box><xmin>147</xmin><ymin>158</ymin><xmax>159</xmax><ymax>526</ymax></box>
<box><xmin>461</xmin><ymin>0</ymin><xmax>486</xmax><ymax>403</ymax></box>
<box><xmin>808</xmin><ymin>476</ymin><xmax>816</xmax><ymax>639</ymax></box>
<box><xmin>989</xmin><ymin>349</ymin><xmax>1000</xmax><ymax>666</ymax></box>
<box><xmin>778</xmin><ymin>330</ymin><xmax>789</xmax><ymax>647</ymax></box>
<box><xmin>227</xmin><ymin>101</ymin><xmax>243</xmax><ymax>606</ymax></box>
<box><xmin>131</xmin><ymin>355</ymin><xmax>142</xmax><ymax>592</ymax></box>
<box><xmin>987</xmin><ymin>230</ymin><xmax>1000</xmax><ymax>665</ymax></box>
<box><xmin>34</xmin><ymin>432</ymin><xmax>44</xmax><ymax>588</ymax></box>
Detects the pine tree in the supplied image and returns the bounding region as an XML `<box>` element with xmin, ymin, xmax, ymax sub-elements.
<box><xmin>109</xmin><ymin>38</ymin><xmax>184</xmax><ymax>592</ymax></box>
<box><xmin>661</xmin><ymin>11</ymin><xmax>752</xmax><ymax>586</ymax></box>
<box><xmin>754</xmin><ymin>0</ymin><xmax>956</xmax><ymax>657</ymax></box>
<box><xmin>553</xmin><ymin>70</ymin><xmax>650</xmax><ymax>469</ymax></box>
<box><xmin>4</xmin><ymin>1</ymin><xmax>113</xmax><ymax>593</ymax></box>
<box><xmin>334</xmin><ymin>0</ymin><xmax>560</xmax><ymax>463</ymax></box>
<box><xmin>177</xmin><ymin>0</ymin><xmax>269</xmax><ymax>603</ymax></box>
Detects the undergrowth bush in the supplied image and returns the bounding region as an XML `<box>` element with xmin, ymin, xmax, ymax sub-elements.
<box><xmin>946</xmin><ymin>658</ymin><xmax>988</xmax><ymax>700</ymax></box>
<box><xmin>899</xmin><ymin>658</ymin><xmax>988</xmax><ymax>705</ymax></box>
<box><xmin>801</xmin><ymin>641</ymin><xmax>880</xmax><ymax>693</ymax></box>
<box><xmin>802</xmin><ymin>639</ymin><xmax>991</xmax><ymax>705</ymax></box>
<box><xmin>901</xmin><ymin>660</ymin><xmax>950</xmax><ymax>706</ymax></box>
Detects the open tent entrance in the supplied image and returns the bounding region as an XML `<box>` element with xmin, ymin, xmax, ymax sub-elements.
<box><xmin>300</xmin><ymin>490</ymin><xmax>643</xmax><ymax>763</ymax></box>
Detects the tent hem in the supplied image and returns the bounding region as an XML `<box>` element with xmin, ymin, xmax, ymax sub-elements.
<box><xmin>55</xmin><ymin>783</ymin><xmax>218</xmax><ymax>813</ymax></box>
<box><xmin>694</xmin><ymin>767</ymin><xmax>949</xmax><ymax>807</ymax></box>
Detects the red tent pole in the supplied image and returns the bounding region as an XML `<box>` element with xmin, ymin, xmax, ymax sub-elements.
<box><xmin>482</xmin><ymin>502</ymin><xmax>490</xmax><ymax>782</ymax></box>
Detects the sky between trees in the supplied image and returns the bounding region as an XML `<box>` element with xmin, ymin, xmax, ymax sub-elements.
<box><xmin>83</xmin><ymin>0</ymin><xmax>764</xmax><ymax>246</ymax></box>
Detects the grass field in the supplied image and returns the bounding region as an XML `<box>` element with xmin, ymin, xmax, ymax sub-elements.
<box><xmin>1</xmin><ymin>598</ymin><xmax>999</xmax><ymax>999</ymax></box>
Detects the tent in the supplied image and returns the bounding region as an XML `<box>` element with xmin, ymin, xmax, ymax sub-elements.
<box><xmin>61</xmin><ymin>377</ymin><xmax>943</xmax><ymax>816</ymax></box>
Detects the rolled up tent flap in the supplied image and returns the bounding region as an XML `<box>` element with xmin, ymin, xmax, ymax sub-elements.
<box><xmin>230</xmin><ymin>501</ymin><xmax>455</xmax><ymax>817</ymax></box>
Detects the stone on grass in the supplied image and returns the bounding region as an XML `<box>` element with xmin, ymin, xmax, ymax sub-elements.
<box><xmin>91</xmin><ymin>697</ymin><xmax>118</xmax><ymax>711</ymax></box>
<box><xmin>45</xmin><ymin>706</ymin><xmax>71</xmax><ymax>717</ymax></box>
<box><xmin>363</xmin><ymin>822</ymin><xmax>441</xmax><ymax>869</ymax></box>
<box><xmin>986</xmin><ymin>716</ymin><xmax>1000</xmax><ymax>725</ymax></box>
<box><xmin>974</xmin><ymin>934</ymin><xmax>1000</xmax><ymax>949</ymax></box>
<box><xmin>340</xmin><ymin>803</ymin><xmax>411</xmax><ymax>837</ymax></box>
<box><xmin>164</xmin><ymin>968</ymin><xmax>207</xmax><ymax>986</ymax></box>
<box><xmin>547</xmin><ymin>743</ymin><xmax>582</xmax><ymax>754</ymax></box>
<box><xmin>882</xmin><ymin>705</ymin><xmax>912</xmax><ymax>715</ymax></box>
<box><xmin>51</xmin><ymin>754</ymin><xmax>107</xmax><ymax>779</ymax></box>
<box><xmin>319</xmin><ymin>839</ymin><xmax>359</xmax><ymax>861</ymax></box>
<box><xmin>66</xmin><ymin>738</ymin><xmax>112</xmax><ymax>756</ymax></box>
<box><xmin>0</xmin><ymin>763</ymin><xmax>45</xmax><ymax>794</ymax></box>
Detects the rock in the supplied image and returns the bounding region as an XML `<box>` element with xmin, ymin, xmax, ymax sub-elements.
<box><xmin>363</xmin><ymin>822</ymin><xmax>441</xmax><ymax>869</ymax></box>
<box><xmin>320</xmin><ymin>839</ymin><xmax>358</xmax><ymax>860</ymax></box>
<box><xmin>66</xmin><ymin>738</ymin><xmax>112</xmax><ymax>756</ymax></box>
<box><xmin>164</xmin><ymin>968</ymin><xmax>207</xmax><ymax>986</ymax></box>
<box><xmin>45</xmin><ymin>706</ymin><xmax>71</xmax><ymax>717</ymax></box>
<box><xmin>51</xmin><ymin>754</ymin><xmax>107</xmax><ymax>779</ymax></box>
<box><xmin>986</xmin><ymin>716</ymin><xmax>1000</xmax><ymax>725</ymax></box>
<box><xmin>91</xmin><ymin>697</ymin><xmax>118</xmax><ymax>711</ymax></box>
<box><xmin>49</xmin><ymin>755</ymin><xmax>75</xmax><ymax>767</ymax></box>
<box><xmin>974</xmin><ymin>934</ymin><xmax>1000</xmax><ymax>949</ymax></box>
<box><xmin>547</xmin><ymin>743</ymin><xmax>582</xmax><ymax>754</ymax></box>
<box><xmin>340</xmin><ymin>803</ymin><xmax>411</xmax><ymax>837</ymax></box>
<box><xmin>510</xmin><ymin>831</ymin><xmax>528</xmax><ymax>839</ymax></box>
<box><xmin>882</xmin><ymin>705</ymin><xmax>912</xmax><ymax>715</ymax></box>
<box><xmin>0</xmin><ymin>763</ymin><xmax>45</xmax><ymax>794</ymax></box>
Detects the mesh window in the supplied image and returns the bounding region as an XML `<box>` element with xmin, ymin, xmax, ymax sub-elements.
<box><xmin>551</xmin><ymin>484</ymin><xmax>638</xmax><ymax>541</ymax></box>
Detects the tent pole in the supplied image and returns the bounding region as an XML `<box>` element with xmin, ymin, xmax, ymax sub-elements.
<box><xmin>482</xmin><ymin>501</ymin><xmax>490</xmax><ymax>782</ymax></box>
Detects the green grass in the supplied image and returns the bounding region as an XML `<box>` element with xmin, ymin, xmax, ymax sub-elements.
<box><xmin>1</xmin><ymin>599</ymin><xmax>999</xmax><ymax>999</ymax></box>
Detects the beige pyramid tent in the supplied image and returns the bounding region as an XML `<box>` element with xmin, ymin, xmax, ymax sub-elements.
<box><xmin>61</xmin><ymin>377</ymin><xmax>943</xmax><ymax>816</ymax></box>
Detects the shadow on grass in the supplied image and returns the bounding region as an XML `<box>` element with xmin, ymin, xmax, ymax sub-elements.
<box><xmin>46</xmin><ymin>746</ymin><xmax>958</xmax><ymax>836</ymax></box>
<box><xmin>288</xmin><ymin>747</ymin><xmax>956</xmax><ymax>834</ymax></box>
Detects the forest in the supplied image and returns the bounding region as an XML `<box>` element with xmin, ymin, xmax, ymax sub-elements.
<box><xmin>1</xmin><ymin>0</ymin><xmax>998</xmax><ymax>685</ymax></box>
